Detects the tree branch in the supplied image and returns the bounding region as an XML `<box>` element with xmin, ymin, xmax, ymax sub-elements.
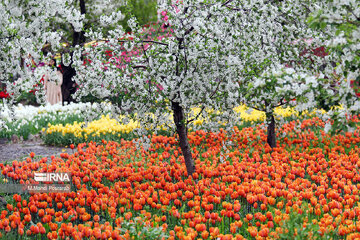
<box><xmin>0</xmin><ymin>34</ymin><xmax>16</xmax><ymax>41</ymax></box>
<box><xmin>187</xmin><ymin>77</ymin><xmax>224</xmax><ymax>124</ymax></box>
<box><xmin>141</xmin><ymin>40</ymin><xmax>168</xmax><ymax>46</ymax></box>
<box><xmin>133</xmin><ymin>65</ymin><xmax>147</xmax><ymax>69</ymax></box>
<box><xmin>274</xmin><ymin>98</ymin><xmax>288</xmax><ymax>108</ymax></box>
<box><xmin>347</xmin><ymin>6</ymin><xmax>360</xmax><ymax>21</ymax></box>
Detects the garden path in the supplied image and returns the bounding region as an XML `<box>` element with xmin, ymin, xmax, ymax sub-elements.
<box><xmin>0</xmin><ymin>139</ymin><xmax>73</xmax><ymax>163</ymax></box>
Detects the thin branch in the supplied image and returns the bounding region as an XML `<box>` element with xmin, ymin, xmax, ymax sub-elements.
<box><xmin>347</xmin><ymin>6</ymin><xmax>360</xmax><ymax>21</ymax></box>
<box><xmin>274</xmin><ymin>98</ymin><xmax>287</xmax><ymax>108</ymax></box>
<box><xmin>187</xmin><ymin>105</ymin><xmax>206</xmax><ymax>125</ymax></box>
<box><xmin>93</xmin><ymin>39</ymin><xmax>169</xmax><ymax>47</ymax></box>
<box><xmin>139</xmin><ymin>40</ymin><xmax>152</xmax><ymax>97</ymax></box>
<box><xmin>0</xmin><ymin>34</ymin><xmax>16</xmax><ymax>41</ymax></box>
<box><xmin>141</xmin><ymin>40</ymin><xmax>168</xmax><ymax>46</ymax></box>
<box><xmin>187</xmin><ymin>77</ymin><xmax>224</xmax><ymax>124</ymax></box>
<box><xmin>133</xmin><ymin>65</ymin><xmax>147</xmax><ymax>69</ymax></box>
<box><xmin>224</xmin><ymin>0</ymin><xmax>249</xmax><ymax>12</ymax></box>
<box><xmin>243</xmin><ymin>103</ymin><xmax>264</xmax><ymax>112</ymax></box>
<box><xmin>183</xmin><ymin>41</ymin><xmax>188</xmax><ymax>77</ymax></box>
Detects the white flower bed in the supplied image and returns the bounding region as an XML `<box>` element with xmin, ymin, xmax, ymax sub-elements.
<box><xmin>0</xmin><ymin>101</ymin><xmax>114</xmax><ymax>140</ymax></box>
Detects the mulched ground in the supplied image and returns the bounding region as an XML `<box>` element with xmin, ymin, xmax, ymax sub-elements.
<box><xmin>0</xmin><ymin>138</ymin><xmax>73</xmax><ymax>163</ymax></box>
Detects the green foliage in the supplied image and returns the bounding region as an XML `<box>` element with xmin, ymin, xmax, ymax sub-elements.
<box><xmin>311</xmin><ymin>78</ymin><xmax>340</xmax><ymax>112</ymax></box>
<box><xmin>119</xmin><ymin>0</ymin><xmax>158</xmax><ymax>32</ymax></box>
<box><xmin>278</xmin><ymin>204</ymin><xmax>338</xmax><ymax>240</ymax></box>
<box><xmin>117</xmin><ymin>217</ymin><xmax>168</xmax><ymax>240</ymax></box>
<box><xmin>14</xmin><ymin>92</ymin><xmax>39</xmax><ymax>106</ymax></box>
<box><xmin>42</xmin><ymin>130</ymin><xmax>136</xmax><ymax>146</ymax></box>
<box><xmin>0</xmin><ymin>114</ymin><xmax>84</xmax><ymax>141</ymax></box>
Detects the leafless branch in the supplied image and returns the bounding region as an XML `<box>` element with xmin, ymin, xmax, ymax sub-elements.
<box><xmin>141</xmin><ymin>40</ymin><xmax>169</xmax><ymax>46</ymax></box>
<box><xmin>347</xmin><ymin>6</ymin><xmax>360</xmax><ymax>21</ymax></box>
<box><xmin>133</xmin><ymin>65</ymin><xmax>147</xmax><ymax>69</ymax></box>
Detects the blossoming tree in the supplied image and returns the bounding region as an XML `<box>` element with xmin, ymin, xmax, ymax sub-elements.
<box><xmin>0</xmin><ymin>0</ymin><xmax>83</xmax><ymax>103</ymax></box>
<box><xmin>71</xmin><ymin>0</ymin><xmax>247</xmax><ymax>176</ymax></box>
<box><xmin>308</xmin><ymin>0</ymin><xmax>360</xmax><ymax>133</ymax></box>
<box><xmin>2</xmin><ymin>0</ymin><xmax>360</xmax><ymax>176</ymax></box>
<box><xmin>224</xmin><ymin>0</ymin><xmax>359</xmax><ymax>147</ymax></box>
<box><xmin>223</xmin><ymin>0</ymin><xmax>326</xmax><ymax>148</ymax></box>
<box><xmin>71</xmin><ymin>0</ymin><xmax>360</xmax><ymax>174</ymax></box>
<box><xmin>0</xmin><ymin>0</ymin><xmax>137</xmax><ymax>103</ymax></box>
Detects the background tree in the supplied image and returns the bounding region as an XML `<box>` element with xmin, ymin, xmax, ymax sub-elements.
<box><xmin>0</xmin><ymin>0</ymin><xmax>157</xmax><ymax>104</ymax></box>
<box><xmin>308</xmin><ymin>0</ymin><xmax>360</xmax><ymax>133</ymax></box>
<box><xmin>60</xmin><ymin>0</ymin><xmax>158</xmax><ymax>103</ymax></box>
<box><xmin>0</xmin><ymin>0</ymin><xmax>83</xmax><ymax>104</ymax></box>
<box><xmin>213</xmin><ymin>0</ymin><xmax>323</xmax><ymax>148</ymax></box>
<box><xmin>63</xmin><ymin>0</ymin><xmax>158</xmax><ymax>47</ymax></box>
<box><xmin>224</xmin><ymin>0</ymin><xmax>359</xmax><ymax>148</ymax></box>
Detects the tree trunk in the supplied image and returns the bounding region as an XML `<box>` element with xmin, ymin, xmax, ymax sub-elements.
<box><xmin>72</xmin><ymin>0</ymin><xmax>86</xmax><ymax>47</ymax></box>
<box><xmin>266</xmin><ymin>112</ymin><xmax>276</xmax><ymax>148</ymax></box>
<box><xmin>64</xmin><ymin>0</ymin><xmax>86</xmax><ymax>104</ymax></box>
<box><xmin>171</xmin><ymin>101</ymin><xmax>195</xmax><ymax>176</ymax></box>
<box><xmin>60</xmin><ymin>64</ymin><xmax>77</xmax><ymax>104</ymax></box>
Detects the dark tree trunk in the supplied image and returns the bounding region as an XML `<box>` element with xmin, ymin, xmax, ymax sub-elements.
<box><xmin>72</xmin><ymin>0</ymin><xmax>86</xmax><ymax>47</ymax></box>
<box><xmin>72</xmin><ymin>31</ymin><xmax>86</xmax><ymax>47</ymax></box>
<box><xmin>60</xmin><ymin>64</ymin><xmax>77</xmax><ymax>104</ymax></box>
<box><xmin>172</xmin><ymin>101</ymin><xmax>195</xmax><ymax>176</ymax></box>
<box><xmin>266</xmin><ymin>112</ymin><xmax>276</xmax><ymax>148</ymax></box>
<box><xmin>63</xmin><ymin>0</ymin><xmax>86</xmax><ymax>104</ymax></box>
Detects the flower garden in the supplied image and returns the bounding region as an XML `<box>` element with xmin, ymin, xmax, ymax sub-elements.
<box><xmin>1</xmin><ymin>102</ymin><xmax>316</xmax><ymax>146</ymax></box>
<box><xmin>0</xmin><ymin>102</ymin><xmax>360</xmax><ymax>239</ymax></box>
<box><xmin>1</xmin><ymin>0</ymin><xmax>360</xmax><ymax>239</ymax></box>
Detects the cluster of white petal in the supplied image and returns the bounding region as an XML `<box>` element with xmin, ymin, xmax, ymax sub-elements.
<box><xmin>0</xmin><ymin>0</ymin><xmax>83</xmax><ymax>102</ymax></box>
<box><xmin>0</xmin><ymin>101</ymin><xmax>113</xmax><ymax>136</ymax></box>
<box><xmin>308</xmin><ymin>0</ymin><xmax>360</xmax><ymax>128</ymax></box>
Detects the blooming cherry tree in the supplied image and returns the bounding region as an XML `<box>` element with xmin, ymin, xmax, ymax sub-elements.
<box><xmin>226</xmin><ymin>0</ymin><xmax>359</xmax><ymax>147</ymax></box>
<box><xmin>222</xmin><ymin>0</ymin><xmax>323</xmax><ymax>148</ymax></box>
<box><xmin>71</xmin><ymin>0</ymin><xmax>360</xmax><ymax>173</ymax></box>
<box><xmin>0</xmin><ymin>0</ymin><xmax>83</xmax><ymax>103</ymax></box>
<box><xmin>72</xmin><ymin>0</ymin><xmax>241</xmax><ymax>176</ymax></box>
<box><xmin>308</xmin><ymin>0</ymin><xmax>360</xmax><ymax>133</ymax></box>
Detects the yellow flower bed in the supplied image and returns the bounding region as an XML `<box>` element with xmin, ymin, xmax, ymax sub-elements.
<box><xmin>191</xmin><ymin>105</ymin><xmax>301</xmax><ymax>126</ymax></box>
<box><xmin>233</xmin><ymin>105</ymin><xmax>299</xmax><ymax>122</ymax></box>
<box><xmin>44</xmin><ymin>115</ymin><xmax>139</xmax><ymax>140</ymax></box>
<box><xmin>44</xmin><ymin>105</ymin><xmax>322</xmax><ymax>138</ymax></box>
<box><xmin>233</xmin><ymin>105</ymin><xmax>327</xmax><ymax>122</ymax></box>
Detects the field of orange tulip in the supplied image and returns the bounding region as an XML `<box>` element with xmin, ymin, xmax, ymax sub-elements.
<box><xmin>0</xmin><ymin>115</ymin><xmax>360</xmax><ymax>239</ymax></box>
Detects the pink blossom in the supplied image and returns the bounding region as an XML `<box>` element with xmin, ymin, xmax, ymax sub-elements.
<box><xmin>156</xmin><ymin>84</ymin><xmax>164</xmax><ymax>91</ymax></box>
